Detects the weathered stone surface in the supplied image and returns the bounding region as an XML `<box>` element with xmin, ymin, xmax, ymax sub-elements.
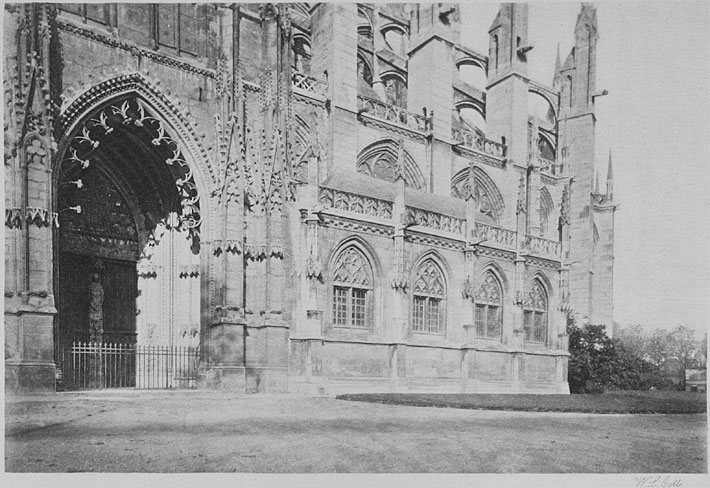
<box><xmin>4</xmin><ymin>4</ymin><xmax>614</xmax><ymax>394</ymax></box>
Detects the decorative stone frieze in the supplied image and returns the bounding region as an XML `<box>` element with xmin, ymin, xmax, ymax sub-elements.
<box><xmin>403</xmin><ymin>207</ymin><xmax>465</xmax><ymax>236</ymax></box>
<box><xmin>319</xmin><ymin>187</ymin><xmax>393</xmax><ymax>220</ymax></box>
<box><xmin>471</xmin><ymin>222</ymin><xmax>516</xmax><ymax>249</ymax></box>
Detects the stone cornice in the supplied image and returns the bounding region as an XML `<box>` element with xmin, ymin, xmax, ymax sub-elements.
<box><xmin>322</xmin><ymin>216</ymin><xmax>394</xmax><ymax>238</ymax></box>
<box><xmin>524</xmin><ymin>256</ymin><xmax>562</xmax><ymax>270</ymax></box>
<box><xmin>452</xmin><ymin>145</ymin><xmax>506</xmax><ymax>170</ymax></box>
<box><xmin>475</xmin><ymin>246</ymin><xmax>517</xmax><ymax>262</ymax></box>
<box><xmin>357</xmin><ymin>112</ymin><xmax>429</xmax><ymax>143</ymax></box>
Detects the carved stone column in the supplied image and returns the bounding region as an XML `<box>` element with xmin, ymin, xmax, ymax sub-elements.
<box><xmin>461</xmin><ymin>165</ymin><xmax>479</xmax><ymax>344</ymax></box>
<box><xmin>390</xmin><ymin>171</ymin><xmax>408</xmax><ymax>341</ymax></box>
<box><xmin>511</xmin><ymin>173</ymin><xmax>528</xmax><ymax>347</ymax></box>
<box><xmin>5</xmin><ymin>5</ymin><xmax>58</xmax><ymax>393</ymax></box>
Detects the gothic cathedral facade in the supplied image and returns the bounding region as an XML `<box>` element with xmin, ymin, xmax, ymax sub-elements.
<box><xmin>4</xmin><ymin>3</ymin><xmax>616</xmax><ymax>393</ymax></box>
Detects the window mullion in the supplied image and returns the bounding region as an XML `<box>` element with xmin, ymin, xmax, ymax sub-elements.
<box><xmin>347</xmin><ymin>287</ymin><xmax>353</xmax><ymax>327</ymax></box>
<box><xmin>176</xmin><ymin>5</ymin><xmax>181</xmax><ymax>55</ymax></box>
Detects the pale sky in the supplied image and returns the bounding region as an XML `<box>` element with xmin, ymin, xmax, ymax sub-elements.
<box><xmin>460</xmin><ymin>1</ymin><xmax>710</xmax><ymax>335</ymax></box>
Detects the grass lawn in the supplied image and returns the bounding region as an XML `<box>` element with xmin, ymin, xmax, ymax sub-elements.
<box><xmin>336</xmin><ymin>390</ymin><xmax>707</xmax><ymax>414</ymax></box>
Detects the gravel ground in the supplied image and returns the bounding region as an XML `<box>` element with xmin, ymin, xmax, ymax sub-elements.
<box><xmin>4</xmin><ymin>390</ymin><xmax>707</xmax><ymax>473</ymax></box>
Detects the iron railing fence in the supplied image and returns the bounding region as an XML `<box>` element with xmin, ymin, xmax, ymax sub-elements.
<box><xmin>58</xmin><ymin>342</ymin><xmax>200</xmax><ymax>390</ymax></box>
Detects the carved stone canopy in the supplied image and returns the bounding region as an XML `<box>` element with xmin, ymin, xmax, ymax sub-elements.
<box><xmin>58</xmin><ymin>96</ymin><xmax>202</xmax><ymax>256</ymax></box>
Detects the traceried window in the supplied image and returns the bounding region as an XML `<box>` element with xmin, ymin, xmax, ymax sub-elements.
<box><xmin>523</xmin><ymin>280</ymin><xmax>548</xmax><ymax>344</ymax></box>
<box><xmin>356</xmin><ymin>140</ymin><xmax>426</xmax><ymax>190</ymax></box>
<box><xmin>412</xmin><ymin>260</ymin><xmax>446</xmax><ymax>334</ymax></box>
<box><xmin>331</xmin><ymin>247</ymin><xmax>373</xmax><ymax>329</ymax></box>
<box><xmin>474</xmin><ymin>271</ymin><xmax>503</xmax><ymax>339</ymax></box>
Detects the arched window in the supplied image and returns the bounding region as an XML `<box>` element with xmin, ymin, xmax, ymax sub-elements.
<box><xmin>523</xmin><ymin>280</ymin><xmax>548</xmax><ymax>344</ymax></box>
<box><xmin>412</xmin><ymin>260</ymin><xmax>446</xmax><ymax>334</ymax></box>
<box><xmin>331</xmin><ymin>247</ymin><xmax>373</xmax><ymax>328</ymax></box>
<box><xmin>474</xmin><ymin>271</ymin><xmax>503</xmax><ymax>339</ymax></box>
<box><xmin>357</xmin><ymin>139</ymin><xmax>426</xmax><ymax>190</ymax></box>
<box><xmin>450</xmin><ymin>166</ymin><xmax>505</xmax><ymax>224</ymax></box>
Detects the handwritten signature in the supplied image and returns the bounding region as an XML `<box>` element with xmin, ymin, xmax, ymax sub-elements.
<box><xmin>634</xmin><ymin>476</ymin><xmax>683</xmax><ymax>488</ymax></box>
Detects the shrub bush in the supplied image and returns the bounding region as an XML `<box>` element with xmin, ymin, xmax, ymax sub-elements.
<box><xmin>566</xmin><ymin>317</ymin><xmax>667</xmax><ymax>393</ymax></box>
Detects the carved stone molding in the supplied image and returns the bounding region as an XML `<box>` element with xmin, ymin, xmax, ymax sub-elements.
<box><xmin>58</xmin><ymin>72</ymin><xmax>215</xmax><ymax>186</ymax></box>
<box><xmin>403</xmin><ymin>207</ymin><xmax>465</xmax><ymax>236</ymax></box>
<box><xmin>62</xmin><ymin>97</ymin><xmax>203</xmax><ymax>248</ymax></box>
<box><xmin>319</xmin><ymin>187</ymin><xmax>393</xmax><ymax>220</ymax></box>
<box><xmin>322</xmin><ymin>217</ymin><xmax>394</xmax><ymax>237</ymax></box>
<box><xmin>404</xmin><ymin>233</ymin><xmax>465</xmax><ymax>251</ymax></box>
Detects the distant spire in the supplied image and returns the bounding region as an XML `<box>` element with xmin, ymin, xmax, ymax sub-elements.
<box><xmin>606</xmin><ymin>150</ymin><xmax>614</xmax><ymax>200</ymax></box>
<box><xmin>553</xmin><ymin>42</ymin><xmax>562</xmax><ymax>87</ymax></box>
<box><xmin>594</xmin><ymin>171</ymin><xmax>600</xmax><ymax>194</ymax></box>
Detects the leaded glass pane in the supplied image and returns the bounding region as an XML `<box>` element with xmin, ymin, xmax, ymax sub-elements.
<box><xmin>351</xmin><ymin>288</ymin><xmax>367</xmax><ymax>328</ymax></box>
<box><xmin>333</xmin><ymin>286</ymin><xmax>348</xmax><ymax>326</ymax></box>
<box><xmin>486</xmin><ymin>305</ymin><xmax>500</xmax><ymax>338</ymax></box>
<box><xmin>413</xmin><ymin>296</ymin><xmax>426</xmax><ymax>332</ymax></box>
<box><xmin>427</xmin><ymin>298</ymin><xmax>441</xmax><ymax>333</ymax></box>
<box><xmin>475</xmin><ymin>304</ymin><xmax>486</xmax><ymax>337</ymax></box>
<box><xmin>524</xmin><ymin>310</ymin><xmax>533</xmax><ymax>342</ymax></box>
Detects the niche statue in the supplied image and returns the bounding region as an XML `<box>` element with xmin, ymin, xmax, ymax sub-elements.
<box><xmin>89</xmin><ymin>273</ymin><xmax>104</xmax><ymax>342</ymax></box>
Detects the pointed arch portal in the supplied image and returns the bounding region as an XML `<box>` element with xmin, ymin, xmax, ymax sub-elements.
<box><xmin>54</xmin><ymin>81</ymin><xmax>208</xmax><ymax>386</ymax></box>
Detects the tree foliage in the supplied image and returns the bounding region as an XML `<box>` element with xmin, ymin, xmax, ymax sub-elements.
<box><xmin>614</xmin><ymin>324</ymin><xmax>705</xmax><ymax>390</ymax></box>
<box><xmin>566</xmin><ymin>316</ymin><xmax>663</xmax><ymax>393</ymax></box>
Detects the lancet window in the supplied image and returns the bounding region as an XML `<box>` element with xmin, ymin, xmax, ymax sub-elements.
<box><xmin>475</xmin><ymin>271</ymin><xmax>503</xmax><ymax>339</ymax></box>
<box><xmin>523</xmin><ymin>280</ymin><xmax>548</xmax><ymax>344</ymax></box>
<box><xmin>412</xmin><ymin>260</ymin><xmax>446</xmax><ymax>334</ymax></box>
<box><xmin>332</xmin><ymin>247</ymin><xmax>373</xmax><ymax>328</ymax></box>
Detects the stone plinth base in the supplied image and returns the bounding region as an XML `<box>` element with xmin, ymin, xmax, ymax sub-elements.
<box><xmin>5</xmin><ymin>362</ymin><xmax>56</xmax><ymax>394</ymax></box>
